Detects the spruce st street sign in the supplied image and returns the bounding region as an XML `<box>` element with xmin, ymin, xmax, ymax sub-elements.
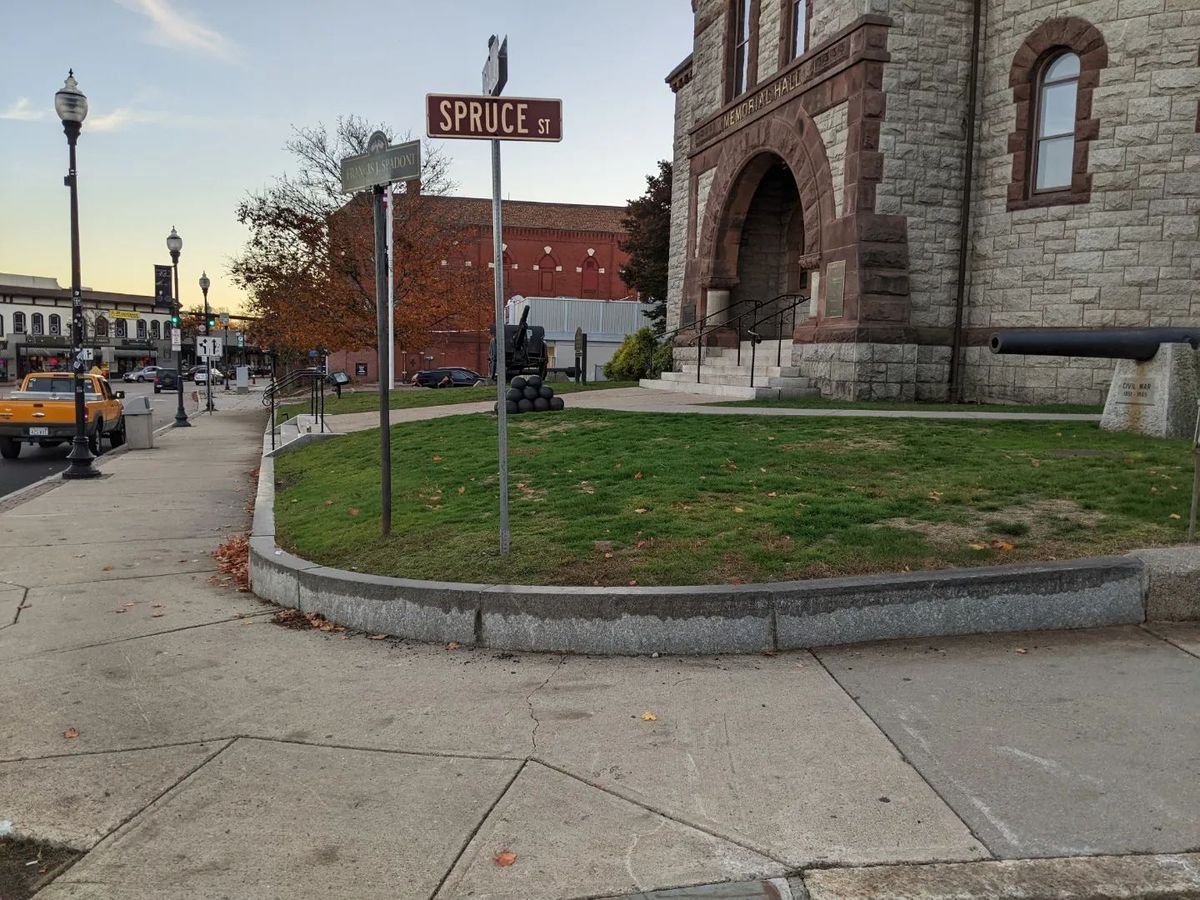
<box><xmin>426</xmin><ymin>94</ymin><xmax>562</xmax><ymax>142</ymax></box>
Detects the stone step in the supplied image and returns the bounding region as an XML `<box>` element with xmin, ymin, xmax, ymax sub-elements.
<box><xmin>661</xmin><ymin>370</ymin><xmax>813</xmax><ymax>389</ymax></box>
<box><xmin>679</xmin><ymin>362</ymin><xmax>803</xmax><ymax>378</ymax></box>
<box><xmin>639</xmin><ymin>377</ymin><xmax>778</xmax><ymax>400</ymax></box>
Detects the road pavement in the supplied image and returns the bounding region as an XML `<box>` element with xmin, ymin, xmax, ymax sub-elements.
<box><xmin>1</xmin><ymin>400</ymin><xmax>1198</xmax><ymax>899</ymax></box>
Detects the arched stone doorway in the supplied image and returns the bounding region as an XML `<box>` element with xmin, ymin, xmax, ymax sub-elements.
<box><xmin>689</xmin><ymin>113</ymin><xmax>835</xmax><ymax>342</ymax></box>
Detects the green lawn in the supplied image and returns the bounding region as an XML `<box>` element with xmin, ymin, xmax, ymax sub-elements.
<box><xmin>273</xmin><ymin>409</ymin><xmax>1190</xmax><ymax>587</ymax></box>
<box><xmin>708</xmin><ymin>398</ymin><xmax>1102</xmax><ymax>414</ymax></box>
<box><xmin>277</xmin><ymin>381</ymin><xmax>636</xmax><ymax>420</ymax></box>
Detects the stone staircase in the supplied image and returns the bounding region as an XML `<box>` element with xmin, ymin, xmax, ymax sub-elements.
<box><xmin>641</xmin><ymin>340</ymin><xmax>819</xmax><ymax>400</ymax></box>
<box><xmin>264</xmin><ymin>413</ymin><xmax>340</xmax><ymax>457</ymax></box>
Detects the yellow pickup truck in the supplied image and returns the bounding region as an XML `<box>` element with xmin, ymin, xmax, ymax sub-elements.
<box><xmin>0</xmin><ymin>373</ymin><xmax>126</xmax><ymax>459</ymax></box>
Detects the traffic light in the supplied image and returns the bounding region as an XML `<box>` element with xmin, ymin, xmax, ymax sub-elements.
<box><xmin>207</xmin><ymin>316</ymin><xmax>216</xmax><ymax>330</ymax></box>
<box><xmin>170</xmin><ymin>313</ymin><xmax>180</xmax><ymax>326</ymax></box>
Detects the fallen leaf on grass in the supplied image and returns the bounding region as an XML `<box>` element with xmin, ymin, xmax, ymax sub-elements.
<box><xmin>928</xmin><ymin>490</ymin><xmax>942</xmax><ymax>502</ymax></box>
<box><xmin>634</xmin><ymin>508</ymin><xmax>648</xmax><ymax>514</ymax></box>
<box><xmin>515</xmin><ymin>482</ymin><xmax>526</xmax><ymax>489</ymax></box>
<box><xmin>432</xmin><ymin>454</ymin><xmax>443</xmax><ymax>461</ymax></box>
<box><xmin>640</xmin><ymin>711</ymin><xmax>658</xmax><ymax>721</ymax></box>
<box><xmin>604</xmin><ymin>551</ymin><xmax>613</xmax><ymax>560</ymax></box>
<box><xmin>733</xmin><ymin>507</ymin><xmax>745</xmax><ymax>513</ymax></box>
<box><xmin>457</xmin><ymin>486</ymin><xmax>466</xmax><ymax>494</ymax></box>
<box><xmin>63</xmin><ymin>727</ymin><xmax>79</xmax><ymax>739</ymax></box>
<box><xmin>1170</xmin><ymin>513</ymin><xmax>1182</xmax><ymax>520</ymax></box>
<box><xmin>348</xmin><ymin>508</ymin><xmax>360</xmax><ymax>517</ymax></box>
<box><xmin>767</xmin><ymin>491</ymin><xmax>778</xmax><ymax>498</ymax></box>
<box><xmin>494</xmin><ymin>850</ymin><xmax>517</xmax><ymax>867</ymax></box>
<box><xmin>633</xmin><ymin>472</ymin><xmax>644</xmax><ymax>480</ymax></box>
<box><xmin>324</xmin><ymin>499</ymin><xmax>334</xmax><ymax>506</ymax></box>
<box><xmin>628</xmin><ymin>580</ymin><xmax>638</xmax><ymax>586</ymax></box>
<box><xmin>1030</xmin><ymin>458</ymin><xmax>1041</xmax><ymax>468</ymax></box>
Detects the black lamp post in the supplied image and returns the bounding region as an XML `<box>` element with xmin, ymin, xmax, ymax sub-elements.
<box><xmin>56</xmin><ymin>71</ymin><xmax>100</xmax><ymax>480</ymax></box>
<box><xmin>167</xmin><ymin>227</ymin><xmax>189</xmax><ymax>426</ymax></box>
<box><xmin>199</xmin><ymin>271</ymin><xmax>214</xmax><ymax>413</ymax></box>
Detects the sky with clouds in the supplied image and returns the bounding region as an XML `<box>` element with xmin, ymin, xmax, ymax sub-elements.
<box><xmin>0</xmin><ymin>1</ymin><xmax>693</xmax><ymax>311</ymax></box>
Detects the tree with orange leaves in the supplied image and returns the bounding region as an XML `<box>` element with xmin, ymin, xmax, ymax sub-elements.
<box><xmin>230</xmin><ymin>116</ymin><xmax>488</xmax><ymax>359</ymax></box>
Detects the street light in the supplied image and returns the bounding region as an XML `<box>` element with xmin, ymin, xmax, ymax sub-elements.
<box><xmin>56</xmin><ymin>70</ymin><xmax>99</xmax><ymax>480</ymax></box>
<box><xmin>166</xmin><ymin>227</ymin><xmax>189</xmax><ymax>426</ymax></box>
<box><xmin>198</xmin><ymin>271</ymin><xmax>214</xmax><ymax>413</ymax></box>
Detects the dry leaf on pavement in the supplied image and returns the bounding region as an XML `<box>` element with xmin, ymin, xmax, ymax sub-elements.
<box><xmin>1015</xmin><ymin>648</ymin><xmax>1029</xmax><ymax>654</ymax></box>
<box><xmin>640</xmin><ymin>711</ymin><xmax>658</xmax><ymax>721</ymax></box>
<box><xmin>368</xmin><ymin>634</ymin><xmax>387</xmax><ymax>640</ymax></box>
<box><xmin>494</xmin><ymin>850</ymin><xmax>517</xmax><ymax>867</ymax></box>
<box><xmin>63</xmin><ymin>727</ymin><xmax>79</xmax><ymax>739</ymax></box>
<box><xmin>446</xmin><ymin>641</ymin><xmax>461</xmax><ymax>650</ymax></box>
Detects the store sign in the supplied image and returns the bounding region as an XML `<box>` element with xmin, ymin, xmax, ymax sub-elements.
<box><xmin>112</xmin><ymin>310</ymin><xmax>141</xmax><ymax>320</ymax></box>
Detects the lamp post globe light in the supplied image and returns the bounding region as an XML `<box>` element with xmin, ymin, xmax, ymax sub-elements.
<box><xmin>167</xmin><ymin>227</ymin><xmax>189</xmax><ymax>427</ymax></box>
<box><xmin>56</xmin><ymin>70</ymin><xmax>100</xmax><ymax>480</ymax></box>
<box><xmin>198</xmin><ymin>271</ymin><xmax>214</xmax><ymax>413</ymax></box>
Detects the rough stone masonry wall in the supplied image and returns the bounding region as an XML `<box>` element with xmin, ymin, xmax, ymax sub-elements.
<box><xmin>666</xmin><ymin>0</ymin><xmax>728</xmax><ymax>334</ymax></box>
<box><xmin>815</xmin><ymin>102</ymin><xmax>850</xmax><ymax>217</ymax></box>
<box><xmin>964</xmin><ymin>0</ymin><xmax>1200</xmax><ymax>404</ymax></box>
<box><xmin>758</xmin><ymin>0</ymin><xmax>784</xmax><ymax>81</ymax></box>
<box><xmin>871</xmin><ymin>0</ymin><xmax>976</xmax><ymax>334</ymax></box>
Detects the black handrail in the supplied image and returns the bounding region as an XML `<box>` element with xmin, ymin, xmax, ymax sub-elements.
<box><xmin>685</xmin><ymin>292</ymin><xmax>802</xmax><ymax>384</ymax></box>
<box><xmin>744</xmin><ymin>294</ymin><xmax>808</xmax><ymax>387</ymax></box>
<box><xmin>264</xmin><ymin>367</ymin><xmax>327</xmax><ymax>445</ymax></box>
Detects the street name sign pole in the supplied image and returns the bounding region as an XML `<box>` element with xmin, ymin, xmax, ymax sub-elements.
<box><xmin>340</xmin><ymin>132</ymin><xmax>421</xmax><ymax>536</ymax></box>
<box><xmin>427</xmin><ymin>35</ymin><xmax>563</xmax><ymax>556</ymax></box>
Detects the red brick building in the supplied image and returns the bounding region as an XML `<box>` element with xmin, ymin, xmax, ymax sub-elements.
<box><xmin>329</xmin><ymin>196</ymin><xmax>633</xmax><ymax>381</ymax></box>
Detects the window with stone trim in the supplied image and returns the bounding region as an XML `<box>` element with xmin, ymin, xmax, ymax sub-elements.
<box><xmin>537</xmin><ymin>254</ymin><xmax>557</xmax><ymax>294</ymax></box>
<box><xmin>787</xmin><ymin>0</ymin><xmax>809</xmax><ymax>61</ymax></box>
<box><xmin>94</xmin><ymin>316</ymin><xmax>108</xmax><ymax>337</ymax></box>
<box><xmin>115</xmin><ymin>319</ymin><xmax>127</xmax><ymax>338</ymax></box>
<box><xmin>31</xmin><ymin>313</ymin><xmax>44</xmax><ymax>336</ymax></box>
<box><xmin>581</xmin><ymin>257</ymin><xmax>600</xmax><ymax>297</ymax></box>
<box><xmin>728</xmin><ymin>0</ymin><xmax>755</xmax><ymax>99</ymax></box>
<box><xmin>49</xmin><ymin>314</ymin><xmax>62</xmax><ymax>336</ymax></box>
<box><xmin>137</xmin><ymin>319</ymin><xmax>147</xmax><ymax>340</ymax></box>
<box><xmin>1007</xmin><ymin>17</ymin><xmax>1107</xmax><ymax>211</ymax></box>
<box><xmin>151</xmin><ymin>320</ymin><xmax>161</xmax><ymax>339</ymax></box>
<box><xmin>13</xmin><ymin>312</ymin><xmax>25</xmax><ymax>334</ymax></box>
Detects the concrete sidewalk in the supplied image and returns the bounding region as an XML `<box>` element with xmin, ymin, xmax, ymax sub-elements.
<box><xmin>2</xmin><ymin>407</ymin><xmax>1199</xmax><ymax>898</ymax></box>
<box><xmin>327</xmin><ymin>386</ymin><xmax>1102</xmax><ymax>435</ymax></box>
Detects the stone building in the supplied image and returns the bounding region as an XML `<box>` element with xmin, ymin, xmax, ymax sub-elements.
<box><xmin>656</xmin><ymin>0</ymin><xmax>1199</xmax><ymax>403</ymax></box>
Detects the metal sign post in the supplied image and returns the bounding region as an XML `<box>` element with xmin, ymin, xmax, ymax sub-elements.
<box><xmin>385</xmin><ymin>189</ymin><xmax>396</xmax><ymax>390</ymax></box>
<box><xmin>429</xmin><ymin>35</ymin><xmax>563</xmax><ymax>557</ymax></box>
<box><xmin>339</xmin><ymin>130</ymin><xmax>418</xmax><ymax>537</ymax></box>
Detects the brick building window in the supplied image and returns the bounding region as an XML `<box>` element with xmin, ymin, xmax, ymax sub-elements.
<box><xmin>581</xmin><ymin>257</ymin><xmax>600</xmax><ymax>297</ymax></box>
<box><xmin>788</xmin><ymin>0</ymin><xmax>808</xmax><ymax>60</ymax></box>
<box><xmin>1007</xmin><ymin>17</ymin><xmax>1107</xmax><ymax>211</ymax></box>
<box><xmin>537</xmin><ymin>254</ymin><xmax>556</xmax><ymax>294</ymax></box>
<box><xmin>729</xmin><ymin>0</ymin><xmax>754</xmax><ymax>98</ymax></box>
<box><xmin>12</xmin><ymin>312</ymin><xmax>24</xmax><ymax>334</ymax></box>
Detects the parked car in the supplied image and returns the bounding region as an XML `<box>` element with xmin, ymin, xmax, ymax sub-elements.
<box><xmin>123</xmin><ymin>366</ymin><xmax>161</xmax><ymax>383</ymax></box>
<box><xmin>193</xmin><ymin>368</ymin><xmax>224</xmax><ymax>385</ymax></box>
<box><xmin>154</xmin><ymin>370</ymin><xmax>180</xmax><ymax>393</ymax></box>
<box><xmin>411</xmin><ymin>368</ymin><xmax>484</xmax><ymax>388</ymax></box>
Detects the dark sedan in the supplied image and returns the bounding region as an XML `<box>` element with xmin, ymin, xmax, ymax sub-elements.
<box><xmin>154</xmin><ymin>370</ymin><xmax>181</xmax><ymax>393</ymax></box>
<box><xmin>411</xmin><ymin>368</ymin><xmax>485</xmax><ymax>388</ymax></box>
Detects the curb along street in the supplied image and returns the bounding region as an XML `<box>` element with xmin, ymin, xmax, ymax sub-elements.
<box><xmin>251</xmin><ymin>451</ymin><xmax>1194</xmax><ymax>655</ymax></box>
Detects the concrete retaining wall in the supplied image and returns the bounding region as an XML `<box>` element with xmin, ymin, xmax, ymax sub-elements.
<box><xmin>248</xmin><ymin>454</ymin><xmax>1183</xmax><ymax>654</ymax></box>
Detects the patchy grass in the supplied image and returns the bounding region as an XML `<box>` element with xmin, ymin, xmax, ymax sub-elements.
<box><xmin>273</xmin><ymin>409</ymin><xmax>1190</xmax><ymax>587</ymax></box>
<box><xmin>707</xmin><ymin>398</ymin><xmax>1102</xmax><ymax>415</ymax></box>
<box><xmin>278</xmin><ymin>380</ymin><xmax>637</xmax><ymax>420</ymax></box>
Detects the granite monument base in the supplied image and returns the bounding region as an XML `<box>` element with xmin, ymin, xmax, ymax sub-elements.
<box><xmin>1100</xmin><ymin>343</ymin><xmax>1200</xmax><ymax>438</ymax></box>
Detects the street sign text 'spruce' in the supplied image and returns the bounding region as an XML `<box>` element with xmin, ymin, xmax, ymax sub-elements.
<box><xmin>426</xmin><ymin>95</ymin><xmax>562</xmax><ymax>142</ymax></box>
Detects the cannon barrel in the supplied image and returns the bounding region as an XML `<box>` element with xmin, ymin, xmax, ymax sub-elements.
<box><xmin>512</xmin><ymin>305</ymin><xmax>531</xmax><ymax>352</ymax></box>
<box><xmin>989</xmin><ymin>328</ymin><xmax>1200</xmax><ymax>362</ymax></box>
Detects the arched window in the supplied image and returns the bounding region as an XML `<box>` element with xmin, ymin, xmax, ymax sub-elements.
<box><xmin>115</xmin><ymin>319</ymin><xmax>127</xmax><ymax>338</ymax></box>
<box><xmin>49</xmin><ymin>314</ymin><xmax>62</xmax><ymax>336</ymax></box>
<box><xmin>537</xmin><ymin>254</ymin><xmax>557</xmax><ymax>295</ymax></box>
<box><xmin>94</xmin><ymin>316</ymin><xmax>108</xmax><ymax>337</ymax></box>
<box><xmin>1034</xmin><ymin>52</ymin><xmax>1080</xmax><ymax>191</ymax></box>
<box><xmin>13</xmin><ymin>312</ymin><xmax>25</xmax><ymax>334</ymax></box>
<box><xmin>581</xmin><ymin>257</ymin><xmax>600</xmax><ymax>297</ymax></box>
<box><xmin>31</xmin><ymin>313</ymin><xmax>44</xmax><ymax>336</ymax></box>
<box><xmin>136</xmin><ymin>319</ymin><xmax>147</xmax><ymax>340</ymax></box>
<box><xmin>151</xmin><ymin>320</ymin><xmax>161</xmax><ymax>339</ymax></box>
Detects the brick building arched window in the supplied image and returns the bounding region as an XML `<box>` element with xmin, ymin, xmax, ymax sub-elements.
<box><xmin>581</xmin><ymin>257</ymin><xmax>600</xmax><ymax>297</ymax></box>
<box><xmin>48</xmin><ymin>314</ymin><xmax>62</xmax><ymax>336</ymax></box>
<box><xmin>31</xmin><ymin>313</ymin><xmax>44</xmax><ymax>336</ymax></box>
<box><xmin>151</xmin><ymin>320</ymin><xmax>161</xmax><ymax>339</ymax></box>
<box><xmin>94</xmin><ymin>316</ymin><xmax>108</xmax><ymax>337</ymax></box>
<box><xmin>536</xmin><ymin>254</ymin><xmax>557</xmax><ymax>295</ymax></box>
<box><xmin>136</xmin><ymin>319</ymin><xmax>147</xmax><ymax>340</ymax></box>
<box><xmin>115</xmin><ymin>319</ymin><xmax>127</xmax><ymax>338</ymax></box>
<box><xmin>1007</xmin><ymin>17</ymin><xmax>1108</xmax><ymax>210</ymax></box>
<box><xmin>12</xmin><ymin>312</ymin><xmax>24</xmax><ymax>334</ymax></box>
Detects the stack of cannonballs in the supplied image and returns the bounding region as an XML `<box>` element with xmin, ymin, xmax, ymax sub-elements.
<box><xmin>496</xmin><ymin>374</ymin><xmax>565</xmax><ymax>415</ymax></box>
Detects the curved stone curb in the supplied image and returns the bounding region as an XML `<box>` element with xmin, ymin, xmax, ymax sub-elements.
<box><xmin>249</xmin><ymin>454</ymin><xmax>1165</xmax><ymax>654</ymax></box>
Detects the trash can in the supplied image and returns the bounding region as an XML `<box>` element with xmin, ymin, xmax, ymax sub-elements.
<box><xmin>123</xmin><ymin>395</ymin><xmax>154</xmax><ymax>450</ymax></box>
